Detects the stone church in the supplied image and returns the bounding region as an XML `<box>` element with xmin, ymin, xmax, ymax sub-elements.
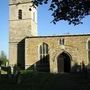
<box><xmin>9</xmin><ymin>0</ymin><xmax>90</xmax><ymax>73</ymax></box>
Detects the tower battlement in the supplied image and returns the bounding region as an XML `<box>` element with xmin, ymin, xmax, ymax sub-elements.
<box><xmin>10</xmin><ymin>0</ymin><xmax>32</xmax><ymax>5</ymax></box>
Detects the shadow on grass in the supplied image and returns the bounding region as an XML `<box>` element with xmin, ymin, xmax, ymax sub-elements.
<box><xmin>0</xmin><ymin>70</ymin><xmax>90</xmax><ymax>90</ymax></box>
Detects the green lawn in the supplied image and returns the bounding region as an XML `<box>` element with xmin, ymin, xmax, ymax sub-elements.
<box><xmin>0</xmin><ymin>71</ymin><xmax>90</xmax><ymax>90</ymax></box>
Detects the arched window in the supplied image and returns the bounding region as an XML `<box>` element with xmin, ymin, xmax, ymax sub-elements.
<box><xmin>18</xmin><ymin>9</ymin><xmax>22</xmax><ymax>19</ymax></box>
<box><xmin>88</xmin><ymin>41</ymin><xmax>90</xmax><ymax>62</ymax></box>
<box><xmin>40</xmin><ymin>43</ymin><xmax>48</xmax><ymax>60</ymax></box>
<box><xmin>37</xmin><ymin>43</ymin><xmax>50</xmax><ymax>72</ymax></box>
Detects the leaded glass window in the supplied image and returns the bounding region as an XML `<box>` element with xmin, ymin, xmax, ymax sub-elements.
<box><xmin>37</xmin><ymin>43</ymin><xmax>50</xmax><ymax>72</ymax></box>
<box><xmin>40</xmin><ymin>43</ymin><xmax>48</xmax><ymax>60</ymax></box>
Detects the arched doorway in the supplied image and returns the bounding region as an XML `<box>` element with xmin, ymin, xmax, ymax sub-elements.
<box><xmin>57</xmin><ymin>52</ymin><xmax>71</xmax><ymax>73</ymax></box>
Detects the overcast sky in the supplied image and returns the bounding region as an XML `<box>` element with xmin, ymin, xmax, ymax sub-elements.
<box><xmin>0</xmin><ymin>0</ymin><xmax>90</xmax><ymax>57</ymax></box>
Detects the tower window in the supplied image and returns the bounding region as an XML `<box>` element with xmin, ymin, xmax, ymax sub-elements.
<box><xmin>33</xmin><ymin>12</ymin><xmax>35</xmax><ymax>22</ymax></box>
<box><xmin>18</xmin><ymin>9</ymin><xmax>22</xmax><ymax>19</ymax></box>
<box><xmin>59</xmin><ymin>38</ymin><xmax>65</xmax><ymax>45</ymax></box>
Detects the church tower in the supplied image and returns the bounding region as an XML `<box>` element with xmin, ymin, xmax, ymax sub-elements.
<box><xmin>9</xmin><ymin>0</ymin><xmax>37</xmax><ymax>67</ymax></box>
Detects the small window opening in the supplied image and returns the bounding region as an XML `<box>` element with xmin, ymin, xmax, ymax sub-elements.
<box><xmin>18</xmin><ymin>9</ymin><xmax>22</xmax><ymax>19</ymax></box>
<box><xmin>59</xmin><ymin>38</ymin><xmax>65</xmax><ymax>45</ymax></box>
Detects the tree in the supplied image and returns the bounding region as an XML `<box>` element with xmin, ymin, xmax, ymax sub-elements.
<box><xmin>32</xmin><ymin>0</ymin><xmax>90</xmax><ymax>25</ymax></box>
<box><xmin>0</xmin><ymin>51</ymin><xmax>8</xmax><ymax>67</ymax></box>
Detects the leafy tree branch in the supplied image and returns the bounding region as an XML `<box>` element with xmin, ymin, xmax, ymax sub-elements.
<box><xmin>32</xmin><ymin>0</ymin><xmax>90</xmax><ymax>25</ymax></box>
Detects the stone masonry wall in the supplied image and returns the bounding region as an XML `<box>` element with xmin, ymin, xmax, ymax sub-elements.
<box><xmin>25</xmin><ymin>35</ymin><xmax>90</xmax><ymax>73</ymax></box>
<box><xmin>9</xmin><ymin>0</ymin><xmax>37</xmax><ymax>66</ymax></box>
